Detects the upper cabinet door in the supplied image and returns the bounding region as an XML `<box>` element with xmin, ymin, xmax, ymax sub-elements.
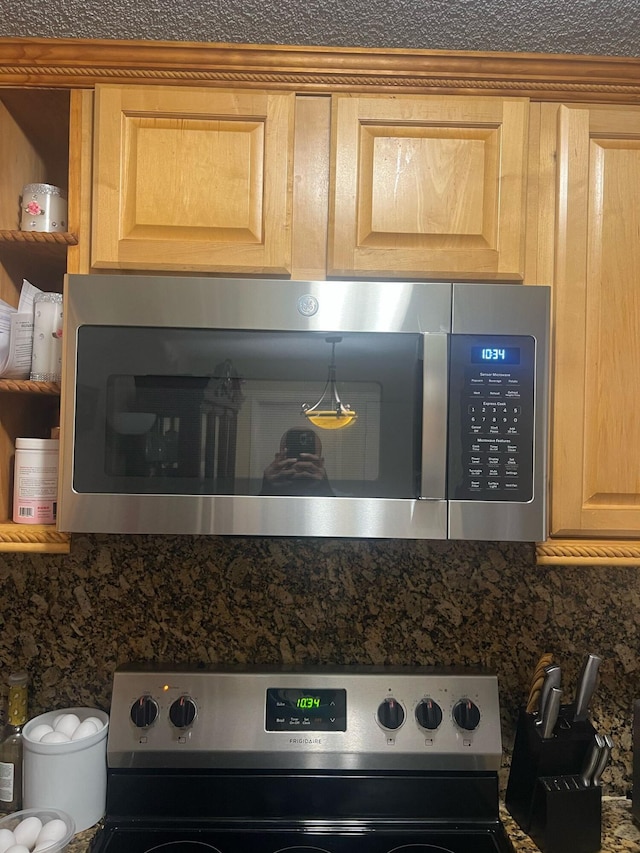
<box><xmin>328</xmin><ymin>94</ymin><xmax>529</xmax><ymax>280</ymax></box>
<box><xmin>551</xmin><ymin>104</ymin><xmax>640</xmax><ymax>537</ymax></box>
<box><xmin>92</xmin><ymin>85</ymin><xmax>295</xmax><ymax>274</ymax></box>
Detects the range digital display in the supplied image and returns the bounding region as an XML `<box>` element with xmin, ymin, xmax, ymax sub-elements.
<box><xmin>266</xmin><ymin>687</ymin><xmax>347</xmax><ymax>732</ymax></box>
<box><xmin>471</xmin><ymin>345</ymin><xmax>521</xmax><ymax>365</ymax></box>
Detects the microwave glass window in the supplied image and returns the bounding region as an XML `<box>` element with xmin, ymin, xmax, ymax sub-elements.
<box><xmin>73</xmin><ymin>328</ymin><xmax>423</xmax><ymax>499</ymax></box>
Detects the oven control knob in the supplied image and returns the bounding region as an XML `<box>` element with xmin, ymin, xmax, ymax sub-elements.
<box><xmin>130</xmin><ymin>695</ymin><xmax>159</xmax><ymax>728</ymax></box>
<box><xmin>169</xmin><ymin>695</ymin><xmax>197</xmax><ymax>728</ymax></box>
<box><xmin>452</xmin><ymin>699</ymin><xmax>481</xmax><ymax>731</ymax></box>
<box><xmin>377</xmin><ymin>697</ymin><xmax>405</xmax><ymax>730</ymax></box>
<box><xmin>415</xmin><ymin>698</ymin><xmax>443</xmax><ymax>730</ymax></box>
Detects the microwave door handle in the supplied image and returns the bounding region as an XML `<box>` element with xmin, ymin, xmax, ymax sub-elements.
<box><xmin>420</xmin><ymin>333</ymin><xmax>448</xmax><ymax>499</ymax></box>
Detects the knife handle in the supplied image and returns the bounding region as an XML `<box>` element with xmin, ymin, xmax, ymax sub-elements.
<box><xmin>540</xmin><ymin>686</ymin><xmax>562</xmax><ymax>739</ymax></box>
<box><xmin>573</xmin><ymin>653</ymin><xmax>602</xmax><ymax>722</ymax></box>
<box><xmin>526</xmin><ymin>652</ymin><xmax>554</xmax><ymax>713</ymax></box>
<box><xmin>579</xmin><ymin>733</ymin><xmax>605</xmax><ymax>786</ymax></box>
<box><xmin>536</xmin><ymin>664</ymin><xmax>562</xmax><ymax>726</ymax></box>
<box><xmin>591</xmin><ymin>733</ymin><xmax>613</xmax><ymax>786</ymax></box>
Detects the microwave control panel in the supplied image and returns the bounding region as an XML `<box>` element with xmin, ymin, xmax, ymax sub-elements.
<box><xmin>447</xmin><ymin>335</ymin><xmax>536</xmax><ymax>502</ymax></box>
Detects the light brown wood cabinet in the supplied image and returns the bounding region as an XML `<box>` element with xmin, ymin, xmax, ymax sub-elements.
<box><xmin>534</xmin><ymin>103</ymin><xmax>640</xmax><ymax>564</ymax></box>
<box><xmin>328</xmin><ymin>94</ymin><xmax>529</xmax><ymax>280</ymax></box>
<box><xmin>91</xmin><ymin>85</ymin><xmax>530</xmax><ymax>282</ymax></box>
<box><xmin>91</xmin><ymin>85</ymin><xmax>296</xmax><ymax>274</ymax></box>
<box><xmin>3</xmin><ymin>37</ymin><xmax>640</xmax><ymax>559</ymax></box>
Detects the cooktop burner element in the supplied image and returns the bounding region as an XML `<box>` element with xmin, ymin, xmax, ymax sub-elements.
<box><xmin>89</xmin><ymin>665</ymin><xmax>513</xmax><ymax>853</ymax></box>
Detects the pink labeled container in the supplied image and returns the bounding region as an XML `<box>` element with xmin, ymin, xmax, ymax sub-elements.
<box><xmin>12</xmin><ymin>437</ymin><xmax>59</xmax><ymax>524</ymax></box>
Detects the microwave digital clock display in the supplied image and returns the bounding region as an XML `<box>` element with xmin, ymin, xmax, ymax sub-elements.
<box><xmin>471</xmin><ymin>345</ymin><xmax>521</xmax><ymax>365</ymax></box>
<box><xmin>266</xmin><ymin>687</ymin><xmax>347</xmax><ymax>731</ymax></box>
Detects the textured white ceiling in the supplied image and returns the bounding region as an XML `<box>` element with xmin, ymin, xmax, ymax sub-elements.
<box><xmin>0</xmin><ymin>0</ymin><xmax>639</xmax><ymax>57</ymax></box>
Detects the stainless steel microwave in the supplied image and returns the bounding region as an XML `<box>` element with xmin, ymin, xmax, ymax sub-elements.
<box><xmin>59</xmin><ymin>276</ymin><xmax>550</xmax><ymax>541</ymax></box>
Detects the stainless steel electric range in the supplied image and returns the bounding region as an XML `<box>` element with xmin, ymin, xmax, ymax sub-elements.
<box><xmin>89</xmin><ymin>664</ymin><xmax>514</xmax><ymax>853</ymax></box>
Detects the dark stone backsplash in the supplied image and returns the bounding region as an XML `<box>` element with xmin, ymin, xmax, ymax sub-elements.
<box><xmin>0</xmin><ymin>535</ymin><xmax>637</xmax><ymax>794</ymax></box>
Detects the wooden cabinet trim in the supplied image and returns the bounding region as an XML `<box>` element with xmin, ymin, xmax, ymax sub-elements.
<box><xmin>537</xmin><ymin>539</ymin><xmax>640</xmax><ymax>566</ymax></box>
<box><xmin>2</xmin><ymin>37</ymin><xmax>640</xmax><ymax>104</ymax></box>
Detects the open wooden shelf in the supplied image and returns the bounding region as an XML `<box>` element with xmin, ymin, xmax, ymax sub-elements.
<box><xmin>0</xmin><ymin>376</ymin><xmax>68</xmax><ymax>554</ymax></box>
<box><xmin>0</xmin><ymin>230</ymin><xmax>78</xmax><ymax>245</ymax></box>
<box><xmin>0</xmin><ymin>379</ymin><xmax>60</xmax><ymax>394</ymax></box>
<box><xmin>0</xmin><ymin>520</ymin><xmax>70</xmax><ymax>553</ymax></box>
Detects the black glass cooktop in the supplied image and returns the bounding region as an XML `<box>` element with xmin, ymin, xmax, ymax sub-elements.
<box><xmin>89</xmin><ymin>824</ymin><xmax>514</xmax><ymax>853</ymax></box>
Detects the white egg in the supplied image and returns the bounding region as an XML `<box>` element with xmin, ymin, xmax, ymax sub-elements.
<box><xmin>81</xmin><ymin>716</ymin><xmax>104</xmax><ymax>731</ymax></box>
<box><xmin>34</xmin><ymin>818</ymin><xmax>68</xmax><ymax>848</ymax></box>
<box><xmin>53</xmin><ymin>713</ymin><xmax>80</xmax><ymax>737</ymax></box>
<box><xmin>13</xmin><ymin>816</ymin><xmax>42</xmax><ymax>848</ymax></box>
<box><xmin>28</xmin><ymin>723</ymin><xmax>54</xmax><ymax>743</ymax></box>
<box><xmin>0</xmin><ymin>829</ymin><xmax>16</xmax><ymax>853</ymax></box>
<box><xmin>71</xmin><ymin>719</ymin><xmax>99</xmax><ymax>740</ymax></box>
<box><xmin>40</xmin><ymin>730</ymin><xmax>71</xmax><ymax>744</ymax></box>
<box><xmin>4</xmin><ymin>845</ymin><xmax>30</xmax><ymax>853</ymax></box>
<box><xmin>51</xmin><ymin>714</ymin><xmax>66</xmax><ymax>728</ymax></box>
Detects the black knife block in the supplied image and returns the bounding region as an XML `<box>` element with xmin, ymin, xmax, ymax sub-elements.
<box><xmin>505</xmin><ymin>705</ymin><xmax>597</xmax><ymax>833</ymax></box>
<box><xmin>528</xmin><ymin>776</ymin><xmax>601</xmax><ymax>853</ymax></box>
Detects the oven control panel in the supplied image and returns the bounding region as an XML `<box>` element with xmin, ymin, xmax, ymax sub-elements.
<box><xmin>107</xmin><ymin>665</ymin><xmax>502</xmax><ymax>772</ymax></box>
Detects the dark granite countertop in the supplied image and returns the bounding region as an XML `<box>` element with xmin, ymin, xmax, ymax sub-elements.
<box><xmin>65</xmin><ymin>797</ymin><xmax>640</xmax><ymax>853</ymax></box>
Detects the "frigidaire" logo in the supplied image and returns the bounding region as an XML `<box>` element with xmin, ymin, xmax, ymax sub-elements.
<box><xmin>289</xmin><ymin>737</ymin><xmax>322</xmax><ymax>745</ymax></box>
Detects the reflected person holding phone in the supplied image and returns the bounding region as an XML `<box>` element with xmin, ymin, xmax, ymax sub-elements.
<box><xmin>261</xmin><ymin>428</ymin><xmax>334</xmax><ymax>496</ymax></box>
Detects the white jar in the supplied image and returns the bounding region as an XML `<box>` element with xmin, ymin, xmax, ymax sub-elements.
<box><xmin>23</xmin><ymin>707</ymin><xmax>108</xmax><ymax>832</ymax></box>
<box><xmin>20</xmin><ymin>183</ymin><xmax>68</xmax><ymax>233</ymax></box>
<box><xmin>30</xmin><ymin>292</ymin><xmax>63</xmax><ymax>382</ymax></box>
<box><xmin>13</xmin><ymin>438</ymin><xmax>59</xmax><ymax>525</ymax></box>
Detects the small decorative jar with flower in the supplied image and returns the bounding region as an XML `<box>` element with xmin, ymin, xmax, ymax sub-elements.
<box><xmin>20</xmin><ymin>183</ymin><xmax>67</xmax><ymax>233</ymax></box>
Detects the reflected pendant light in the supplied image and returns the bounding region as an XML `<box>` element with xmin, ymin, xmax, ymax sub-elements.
<box><xmin>302</xmin><ymin>336</ymin><xmax>357</xmax><ymax>430</ymax></box>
